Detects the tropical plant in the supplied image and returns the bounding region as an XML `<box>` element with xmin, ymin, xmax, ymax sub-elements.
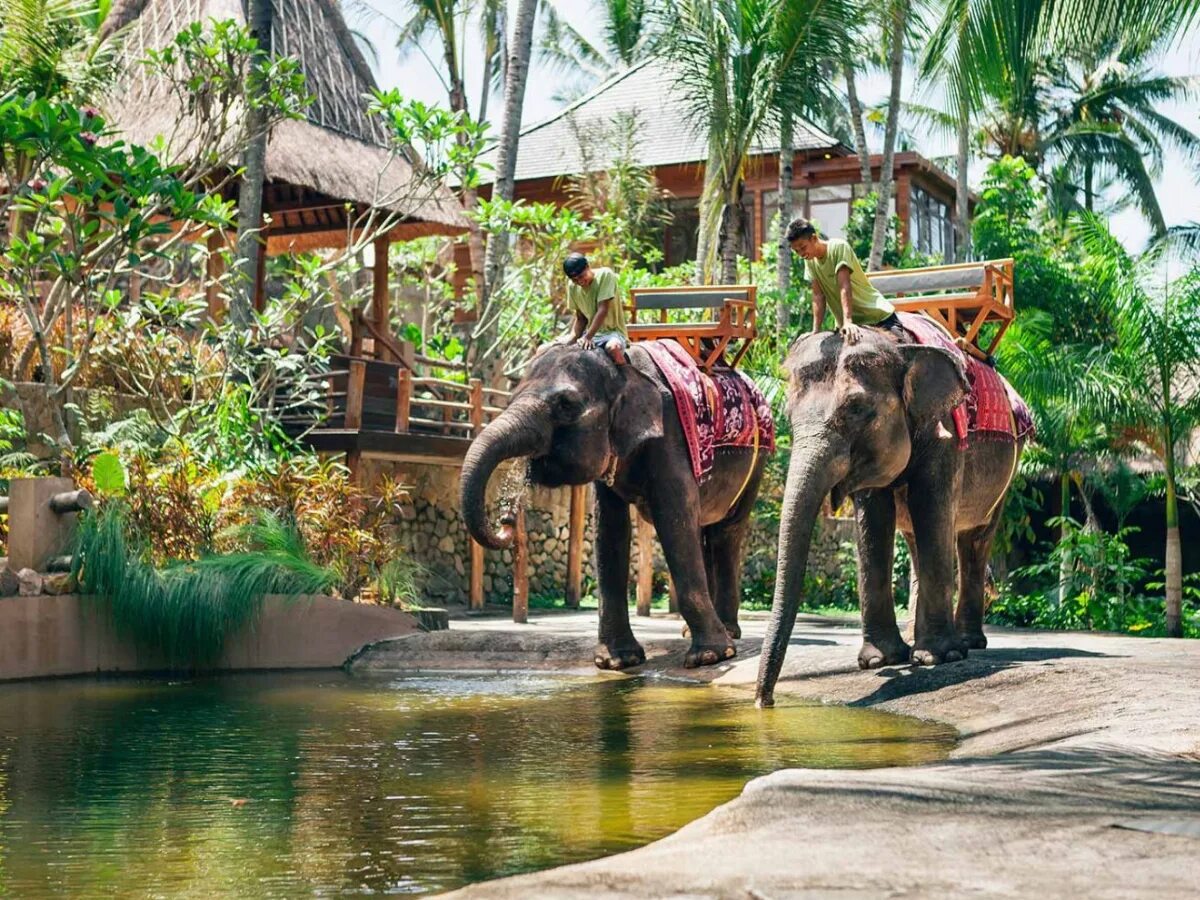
<box><xmin>73</xmin><ymin>502</ymin><xmax>337</xmax><ymax>666</ymax></box>
<box><xmin>1066</xmin><ymin>217</ymin><xmax>1200</xmax><ymax>636</ymax></box>
<box><xmin>659</xmin><ymin>0</ymin><xmax>853</xmax><ymax>283</ymax></box>
<box><xmin>537</xmin><ymin>0</ymin><xmax>659</xmax><ymax>96</ymax></box>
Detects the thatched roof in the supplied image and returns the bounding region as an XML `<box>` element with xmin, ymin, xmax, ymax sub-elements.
<box><xmin>101</xmin><ymin>0</ymin><xmax>465</xmax><ymax>245</ymax></box>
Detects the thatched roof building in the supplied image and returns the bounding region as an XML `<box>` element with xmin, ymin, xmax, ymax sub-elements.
<box><xmin>101</xmin><ymin>0</ymin><xmax>466</xmax><ymax>253</ymax></box>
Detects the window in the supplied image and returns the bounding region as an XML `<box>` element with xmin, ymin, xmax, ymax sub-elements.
<box><xmin>664</xmin><ymin>198</ymin><xmax>699</xmax><ymax>268</ymax></box>
<box><xmin>909</xmin><ymin>184</ymin><xmax>954</xmax><ymax>262</ymax></box>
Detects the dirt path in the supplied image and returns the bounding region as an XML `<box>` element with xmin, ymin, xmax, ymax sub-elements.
<box><xmin>354</xmin><ymin>610</ymin><xmax>1200</xmax><ymax>898</ymax></box>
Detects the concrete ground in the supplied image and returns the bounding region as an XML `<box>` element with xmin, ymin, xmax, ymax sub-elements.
<box><xmin>352</xmin><ymin>608</ymin><xmax>1200</xmax><ymax>899</ymax></box>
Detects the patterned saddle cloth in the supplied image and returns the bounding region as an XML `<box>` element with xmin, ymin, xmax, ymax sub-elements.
<box><xmin>639</xmin><ymin>340</ymin><xmax>776</xmax><ymax>482</ymax></box>
<box><xmin>896</xmin><ymin>311</ymin><xmax>1035</xmax><ymax>447</ymax></box>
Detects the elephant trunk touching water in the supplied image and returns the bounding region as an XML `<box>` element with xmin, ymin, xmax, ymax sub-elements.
<box><xmin>460</xmin><ymin>395</ymin><xmax>551</xmax><ymax>551</ymax></box>
<box><xmin>756</xmin><ymin>434</ymin><xmax>845</xmax><ymax>708</ymax></box>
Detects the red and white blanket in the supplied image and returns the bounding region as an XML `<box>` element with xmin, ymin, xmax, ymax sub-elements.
<box><xmin>639</xmin><ymin>340</ymin><xmax>776</xmax><ymax>482</ymax></box>
<box><xmin>896</xmin><ymin>311</ymin><xmax>1035</xmax><ymax>447</ymax></box>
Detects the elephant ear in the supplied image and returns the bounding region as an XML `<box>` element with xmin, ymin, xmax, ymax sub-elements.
<box><xmin>899</xmin><ymin>345</ymin><xmax>969</xmax><ymax>425</ymax></box>
<box><xmin>610</xmin><ymin>364</ymin><xmax>665</xmax><ymax>459</ymax></box>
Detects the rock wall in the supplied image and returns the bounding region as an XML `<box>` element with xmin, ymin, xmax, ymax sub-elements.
<box><xmin>360</xmin><ymin>458</ymin><xmax>853</xmax><ymax>607</ymax></box>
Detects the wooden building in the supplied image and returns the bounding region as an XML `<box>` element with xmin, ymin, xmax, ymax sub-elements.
<box><xmin>480</xmin><ymin>57</ymin><xmax>969</xmax><ymax>265</ymax></box>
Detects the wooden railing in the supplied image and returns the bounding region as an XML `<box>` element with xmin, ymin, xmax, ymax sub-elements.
<box><xmin>278</xmin><ymin>355</ymin><xmax>510</xmax><ymax>438</ymax></box>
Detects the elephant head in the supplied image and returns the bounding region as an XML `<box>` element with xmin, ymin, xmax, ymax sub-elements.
<box><xmin>755</xmin><ymin>330</ymin><xmax>968</xmax><ymax>707</ymax></box>
<box><xmin>460</xmin><ymin>345</ymin><xmax>664</xmax><ymax>550</ymax></box>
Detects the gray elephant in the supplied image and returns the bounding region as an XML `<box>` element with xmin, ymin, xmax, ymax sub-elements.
<box><xmin>755</xmin><ymin>329</ymin><xmax>1028</xmax><ymax>707</ymax></box>
<box><xmin>461</xmin><ymin>343</ymin><xmax>769</xmax><ymax>669</ymax></box>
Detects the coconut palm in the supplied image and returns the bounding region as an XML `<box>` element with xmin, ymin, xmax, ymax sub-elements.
<box><xmin>1028</xmin><ymin>217</ymin><xmax>1200</xmax><ymax>637</ymax></box>
<box><xmin>660</xmin><ymin>0</ymin><xmax>853</xmax><ymax>283</ymax></box>
<box><xmin>925</xmin><ymin>0</ymin><xmax>1200</xmax><ymax>238</ymax></box>
<box><xmin>537</xmin><ymin>0</ymin><xmax>658</xmax><ymax>95</ymax></box>
<box><xmin>1040</xmin><ymin>35</ymin><xmax>1200</xmax><ymax>234</ymax></box>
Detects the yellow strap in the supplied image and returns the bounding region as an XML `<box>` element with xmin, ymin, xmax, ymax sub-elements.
<box><xmin>727</xmin><ymin>416</ymin><xmax>761</xmax><ymax>515</ymax></box>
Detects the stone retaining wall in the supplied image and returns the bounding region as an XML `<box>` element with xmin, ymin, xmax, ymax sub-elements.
<box><xmin>360</xmin><ymin>458</ymin><xmax>854</xmax><ymax>607</ymax></box>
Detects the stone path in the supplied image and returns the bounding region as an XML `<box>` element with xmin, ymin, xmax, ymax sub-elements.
<box><xmin>354</xmin><ymin>608</ymin><xmax>1200</xmax><ymax>898</ymax></box>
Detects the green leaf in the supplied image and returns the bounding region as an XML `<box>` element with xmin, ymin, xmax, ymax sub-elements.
<box><xmin>91</xmin><ymin>452</ymin><xmax>126</xmax><ymax>494</ymax></box>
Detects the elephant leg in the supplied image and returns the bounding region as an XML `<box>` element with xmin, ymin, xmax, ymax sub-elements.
<box><xmin>956</xmin><ymin>514</ymin><xmax>1002</xmax><ymax>649</ymax></box>
<box><xmin>593</xmin><ymin>482</ymin><xmax>644</xmax><ymax>671</ymax></box>
<box><xmin>703</xmin><ymin>517</ymin><xmax>749</xmax><ymax>640</ymax></box>
<box><xmin>907</xmin><ymin>466</ymin><xmax>968</xmax><ymax>666</ymax></box>
<box><xmin>854</xmin><ymin>490</ymin><xmax>910</xmax><ymax>669</ymax></box>
<box><xmin>648</xmin><ymin>478</ymin><xmax>735</xmax><ymax>668</ymax></box>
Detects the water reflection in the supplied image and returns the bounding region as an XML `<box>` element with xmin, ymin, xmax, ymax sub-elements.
<box><xmin>0</xmin><ymin>673</ymin><xmax>955</xmax><ymax>897</ymax></box>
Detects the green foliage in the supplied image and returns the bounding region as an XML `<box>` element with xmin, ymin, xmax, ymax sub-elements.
<box><xmin>989</xmin><ymin>521</ymin><xmax>1199</xmax><ymax>637</ymax></box>
<box><xmin>73</xmin><ymin>503</ymin><xmax>337</xmax><ymax>666</ymax></box>
<box><xmin>846</xmin><ymin>192</ymin><xmax>939</xmax><ymax>270</ymax></box>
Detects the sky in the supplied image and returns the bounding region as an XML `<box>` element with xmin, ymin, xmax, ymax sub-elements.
<box><xmin>349</xmin><ymin>0</ymin><xmax>1200</xmax><ymax>251</ymax></box>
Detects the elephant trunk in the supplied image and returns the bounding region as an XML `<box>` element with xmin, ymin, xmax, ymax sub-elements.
<box><xmin>756</xmin><ymin>435</ymin><xmax>840</xmax><ymax>708</ymax></box>
<box><xmin>460</xmin><ymin>396</ymin><xmax>551</xmax><ymax>550</ymax></box>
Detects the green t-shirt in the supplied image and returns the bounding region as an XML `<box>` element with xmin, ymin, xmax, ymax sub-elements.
<box><xmin>805</xmin><ymin>239</ymin><xmax>894</xmax><ymax>326</ymax></box>
<box><xmin>566</xmin><ymin>267</ymin><xmax>627</xmax><ymax>337</ymax></box>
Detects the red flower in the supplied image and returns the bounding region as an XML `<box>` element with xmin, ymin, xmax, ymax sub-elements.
<box><xmin>30</xmin><ymin>178</ymin><xmax>47</xmax><ymax>192</ymax></box>
<box><xmin>82</xmin><ymin>106</ymin><xmax>100</xmax><ymax>119</ymax></box>
<box><xmin>80</xmin><ymin>132</ymin><xmax>98</xmax><ymax>147</ymax></box>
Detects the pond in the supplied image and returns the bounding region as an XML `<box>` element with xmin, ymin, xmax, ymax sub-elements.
<box><xmin>0</xmin><ymin>672</ymin><xmax>955</xmax><ymax>897</ymax></box>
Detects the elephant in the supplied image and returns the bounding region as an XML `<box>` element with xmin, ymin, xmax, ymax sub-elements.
<box><xmin>461</xmin><ymin>343</ymin><xmax>768</xmax><ymax>670</ymax></box>
<box><xmin>755</xmin><ymin>328</ymin><xmax>1026</xmax><ymax>707</ymax></box>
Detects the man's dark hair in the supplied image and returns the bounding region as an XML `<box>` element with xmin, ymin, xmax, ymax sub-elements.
<box><xmin>563</xmin><ymin>252</ymin><xmax>589</xmax><ymax>278</ymax></box>
<box><xmin>785</xmin><ymin>218</ymin><xmax>818</xmax><ymax>243</ymax></box>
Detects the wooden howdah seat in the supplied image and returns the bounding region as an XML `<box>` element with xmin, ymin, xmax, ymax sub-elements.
<box><xmin>866</xmin><ymin>258</ymin><xmax>1015</xmax><ymax>360</ymax></box>
<box><xmin>626</xmin><ymin>284</ymin><xmax>757</xmax><ymax>370</ymax></box>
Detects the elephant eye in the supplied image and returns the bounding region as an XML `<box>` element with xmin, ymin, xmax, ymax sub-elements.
<box><xmin>552</xmin><ymin>390</ymin><xmax>584</xmax><ymax>423</ymax></box>
<box><xmin>845</xmin><ymin>396</ymin><xmax>876</xmax><ymax>421</ymax></box>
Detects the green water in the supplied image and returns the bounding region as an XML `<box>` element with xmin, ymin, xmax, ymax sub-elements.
<box><xmin>0</xmin><ymin>673</ymin><xmax>955</xmax><ymax>898</ymax></box>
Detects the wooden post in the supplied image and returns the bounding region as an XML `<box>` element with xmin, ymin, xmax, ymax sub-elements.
<box><xmin>636</xmin><ymin>515</ymin><xmax>654</xmax><ymax>617</ymax></box>
<box><xmin>372</xmin><ymin>237</ymin><xmax>391</xmax><ymax>361</ymax></box>
<box><xmin>512</xmin><ymin>506</ymin><xmax>528</xmax><ymax>624</ymax></box>
<box><xmin>469</xmin><ymin>378</ymin><xmax>484</xmax><ymax>436</ymax></box>
<box><xmin>350</xmin><ymin>310</ymin><xmax>364</xmax><ymax>358</ymax></box>
<box><xmin>395</xmin><ymin>368</ymin><xmax>411</xmax><ymax>433</ymax></box>
<box><xmin>205</xmin><ymin>231</ymin><xmax>225</xmax><ymax>322</ymax></box>
<box><xmin>565</xmin><ymin>484</ymin><xmax>586</xmax><ymax>608</ymax></box>
<box><xmin>469</xmin><ymin>537</ymin><xmax>485</xmax><ymax>610</ymax></box>
<box><xmin>345</xmin><ymin>359</ymin><xmax>366</xmax><ymax>430</ymax></box>
<box><xmin>252</xmin><ymin>235</ymin><xmax>267</xmax><ymax>313</ymax></box>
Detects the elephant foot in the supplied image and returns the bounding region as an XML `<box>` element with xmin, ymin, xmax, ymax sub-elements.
<box><xmin>957</xmin><ymin>627</ymin><xmax>988</xmax><ymax>650</ymax></box>
<box><xmin>723</xmin><ymin>620</ymin><xmax>742</xmax><ymax>640</ymax></box>
<box><xmin>911</xmin><ymin>630</ymin><xmax>968</xmax><ymax>666</ymax></box>
<box><xmin>684</xmin><ymin>636</ymin><xmax>736</xmax><ymax>668</ymax></box>
<box><xmin>594</xmin><ymin>638</ymin><xmax>646</xmax><ymax>671</ymax></box>
<box><xmin>858</xmin><ymin>634</ymin><xmax>911</xmax><ymax>669</ymax></box>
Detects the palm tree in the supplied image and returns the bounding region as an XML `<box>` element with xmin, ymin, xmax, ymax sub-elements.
<box><xmin>1040</xmin><ymin>35</ymin><xmax>1200</xmax><ymax>235</ymax></box>
<box><xmin>925</xmin><ymin>0</ymin><xmax>1200</xmax><ymax>238</ymax></box>
<box><xmin>537</xmin><ymin>0</ymin><xmax>658</xmax><ymax>94</ymax></box>
<box><xmin>476</xmin><ymin>0</ymin><xmax>538</xmax><ymax>375</ymax></box>
<box><xmin>390</xmin><ymin>0</ymin><xmax>488</xmax><ymax>292</ymax></box>
<box><xmin>867</xmin><ymin>0</ymin><xmax>910</xmax><ymax>271</ymax></box>
<box><xmin>232</xmin><ymin>0</ymin><xmax>272</xmax><ymax>328</ymax></box>
<box><xmin>1036</xmin><ymin>217</ymin><xmax>1200</xmax><ymax>637</ymax></box>
<box><xmin>660</xmin><ymin>0</ymin><xmax>852</xmax><ymax>283</ymax></box>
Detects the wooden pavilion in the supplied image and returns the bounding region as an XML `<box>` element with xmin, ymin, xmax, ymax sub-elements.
<box><xmin>101</xmin><ymin>0</ymin><xmax>467</xmax><ymax>363</ymax></box>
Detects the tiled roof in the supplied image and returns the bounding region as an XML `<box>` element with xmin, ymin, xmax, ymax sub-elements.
<box><xmin>480</xmin><ymin>57</ymin><xmax>841</xmax><ymax>184</ymax></box>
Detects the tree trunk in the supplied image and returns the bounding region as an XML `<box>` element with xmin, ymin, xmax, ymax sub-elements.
<box><xmin>777</xmin><ymin>111</ymin><xmax>794</xmax><ymax>335</ymax></box>
<box><xmin>440</xmin><ymin>34</ymin><xmax>485</xmax><ymax>302</ymax></box>
<box><xmin>720</xmin><ymin>180</ymin><xmax>743</xmax><ymax>284</ymax></box>
<box><xmin>693</xmin><ymin>148</ymin><xmax>721</xmax><ymax>285</ymax></box>
<box><xmin>1057</xmin><ymin>470</ymin><xmax>1072</xmax><ymax>606</ymax></box>
<box><xmin>233</xmin><ymin>0</ymin><xmax>273</xmax><ymax>329</ymax></box>
<box><xmin>955</xmin><ymin>102</ymin><xmax>971</xmax><ymax>261</ymax></box>
<box><xmin>844</xmin><ymin>62</ymin><xmax>872</xmax><ymax>193</ymax></box>
<box><xmin>1084</xmin><ymin>162</ymin><xmax>1095</xmax><ymax>214</ymax></box>
<box><xmin>869</xmin><ymin>0</ymin><xmax>908</xmax><ymax>271</ymax></box>
<box><xmin>480</xmin><ymin>0</ymin><xmax>537</xmax><ymax>310</ymax></box>
<box><xmin>1164</xmin><ymin>449</ymin><xmax>1183</xmax><ymax>637</ymax></box>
